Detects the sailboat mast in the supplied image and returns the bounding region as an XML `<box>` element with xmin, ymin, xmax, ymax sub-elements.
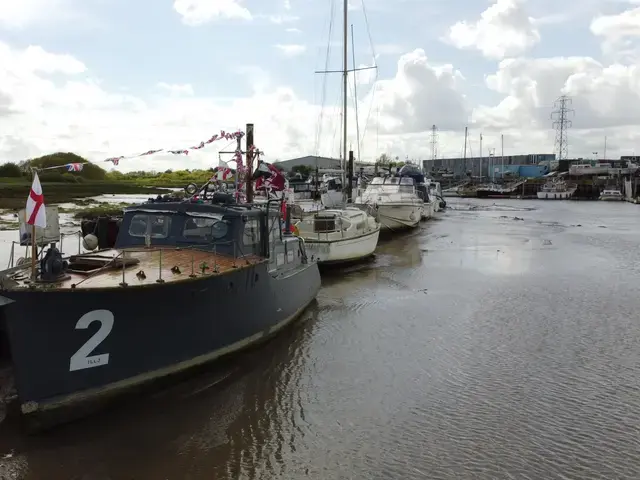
<box><xmin>342</xmin><ymin>0</ymin><xmax>348</xmax><ymax>187</ymax></box>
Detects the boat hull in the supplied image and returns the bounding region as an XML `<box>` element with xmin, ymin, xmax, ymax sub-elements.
<box><xmin>537</xmin><ymin>191</ymin><xmax>573</xmax><ymax>199</ymax></box>
<box><xmin>374</xmin><ymin>204</ymin><xmax>422</xmax><ymax>230</ymax></box>
<box><xmin>304</xmin><ymin>228</ymin><xmax>380</xmax><ymax>264</ymax></box>
<box><xmin>0</xmin><ymin>260</ymin><xmax>320</xmax><ymax>428</ymax></box>
<box><xmin>599</xmin><ymin>196</ymin><xmax>623</xmax><ymax>201</ymax></box>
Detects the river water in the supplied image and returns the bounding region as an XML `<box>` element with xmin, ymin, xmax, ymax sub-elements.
<box><xmin>1</xmin><ymin>198</ymin><xmax>640</xmax><ymax>479</ymax></box>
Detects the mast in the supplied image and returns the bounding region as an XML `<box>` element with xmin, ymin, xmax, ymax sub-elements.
<box><xmin>351</xmin><ymin>24</ymin><xmax>361</xmax><ymax>167</ymax></box>
<box><xmin>341</xmin><ymin>0</ymin><xmax>348</xmax><ymax>191</ymax></box>
<box><xmin>479</xmin><ymin>133</ymin><xmax>483</xmax><ymax>180</ymax></box>
<box><xmin>463</xmin><ymin>127</ymin><xmax>467</xmax><ymax>175</ymax></box>
<box><xmin>501</xmin><ymin>134</ymin><xmax>504</xmax><ymax>181</ymax></box>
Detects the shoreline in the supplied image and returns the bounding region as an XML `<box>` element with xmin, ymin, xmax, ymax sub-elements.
<box><xmin>0</xmin><ymin>182</ymin><xmax>173</xmax><ymax>210</ymax></box>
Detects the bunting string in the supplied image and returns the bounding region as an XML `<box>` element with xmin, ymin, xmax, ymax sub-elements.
<box><xmin>37</xmin><ymin>162</ymin><xmax>86</xmax><ymax>172</ymax></box>
<box><xmin>103</xmin><ymin>130</ymin><xmax>245</xmax><ymax>165</ymax></box>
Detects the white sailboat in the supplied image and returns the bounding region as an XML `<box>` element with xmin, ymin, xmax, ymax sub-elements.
<box><xmin>295</xmin><ymin>0</ymin><xmax>380</xmax><ymax>264</ymax></box>
<box><xmin>296</xmin><ymin>207</ymin><xmax>379</xmax><ymax>264</ymax></box>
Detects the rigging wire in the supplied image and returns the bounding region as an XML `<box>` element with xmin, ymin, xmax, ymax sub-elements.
<box><xmin>331</xmin><ymin>88</ymin><xmax>343</xmax><ymax>158</ymax></box>
<box><xmin>351</xmin><ymin>24</ymin><xmax>361</xmax><ymax>164</ymax></box>
<box><xmin>356</xmin><ymin>0</ymin><xmax>379</xmax><ymax>161</ymax></box>
<box><xmin>314</xmin><ymin>0</ymin><xmax>336</xmax><ymax>159</ymax></box>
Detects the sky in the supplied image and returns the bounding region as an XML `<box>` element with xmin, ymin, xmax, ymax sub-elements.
<box><xmin>0</xmin><ymin>0</ymin><xmax>640</xmax><ymax>172</ymax></box>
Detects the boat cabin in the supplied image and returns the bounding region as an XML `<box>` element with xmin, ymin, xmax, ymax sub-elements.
<box><xmin>116</xmin><ymin>202</ymin><xmax>266</xmax><ymax>257</ymax></box>
<box><xmin>298</xmin><ymin>208</ymin><xmax>369</xmax><ymax>238</ymax></box>
<box><xmin>1</xmin><ymin>198</ymin><xmax>307</xmax><ymax>290</ymax></box>
<box><xmin>397</xmin><ymin>165</ymin><xmax>429</xmax><ymax>202</ymax></box>
<box><xmin>364</xmin><ymin>176</ymin><xmax>424</xmax><ymax>200</ymax></box>
<box><xmin>601</xmin><ymin>189</ymin><xmax>622</xmax><ymax>197</ymax></box>
<box><xmin>114</xmin><ymin>201</ymin><xmax>305</xmax><ymax>273</ymax></box>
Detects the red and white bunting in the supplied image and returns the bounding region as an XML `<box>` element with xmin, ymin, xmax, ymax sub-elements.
<box><xmin>104</xmin><ymin>130</ymin><xmax>245</xmax><ymax>164</ymax></box>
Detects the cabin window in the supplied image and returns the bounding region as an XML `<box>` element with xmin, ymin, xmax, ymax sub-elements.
<box><xmin>182</xmin><ymin>217</ymin><xmax>228</xmax><ymax>241</ymax></box>
<box><xmin>314</xmin><ymin>217</ymin><xmax>336</xmax><ymax>233</ymax></box>
<box><xmin>243</xmin><ymin>219</ymin><xmax>260</xmax><ymax>246</ymax></box>
<box><xmin>128</xmin><ymin>214</ymin><xmax>172</xmax><ymax>238</ymax></box>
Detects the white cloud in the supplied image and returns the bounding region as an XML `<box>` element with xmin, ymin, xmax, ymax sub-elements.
<box><xmin>365</xmin><ymin>49</ymin><xmax>467</xmax><ymax>134</ymax></box>
<box><xmin>283</xmin><ymin>0</ymin><xmax>291</xmax><ymax>10</ymax></box>
<box><xmin>274</xmin><ymin>44</ymin><xmax>306</xmax><ymax>56</ymax></box>
<box><xmin>446</xmin><ymin>0</ymin><xmax>540</xmax><ymax>59</ymax></box>
<box><xmin>591</xmin><ymin>6</ymin><xmax>640</xmax><ymax>61</ymax></box>
<box><xmin>286</xmin><ymin>27</ymin><xmax>301</xmax><ymax>33</ymax></box>
<box><xmin>0</xmin><ymin>40</ymin><xmax>346</xmax><ymax>171</ymax></box>
<box><xmin>156</xmin><ymin>83</ymin><xmax>194</xmax><ymax>96</ymax></box>
<box><xmin>173</xmin><ymin>0</ymin><xmax>251</xmax><ymax>25</ymax></box>
<box><xmin>0</xmin><ymin>0</ymin><xmax>96</xmax><ymax>29</ymax></box>
<box><xmin>268</xmin><ymin>14</ymin><xmax>299</xmax><ymax>24</ymax></box>
<box><xmin>470</xmin><ymin>53</ymin><xmax>640</xmax><ymax>159</ymax></box>
<box><xmin>0</xmin><ymin>0</ymin><xmax>60</xmax><ymax>28</ymax></box>
<box><xmin>7</xmin><ymin>13</ymin><xmax>640</xmax><ymax>173</ymax></box>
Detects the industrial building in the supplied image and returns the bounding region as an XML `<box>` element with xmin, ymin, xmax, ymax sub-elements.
<box><xmin>273</xmin><ymin>156</ymin><xmax>341</xmax><ymax>171</ymax></box>
<box><xmin>423</xmin><ymin>153</ymin><xmax>556</xmax><ymax>177</ymax></box>
<box><xmin>274</xmin><ymin>155</ymin><xmax>376</xmax><ymax>173</ymax></box>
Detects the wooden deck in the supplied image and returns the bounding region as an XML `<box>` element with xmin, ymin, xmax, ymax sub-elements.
<box><xmin>5</xmin><ymin>248</ymin><xmax>264</xmax><ymax>290</ymax></box>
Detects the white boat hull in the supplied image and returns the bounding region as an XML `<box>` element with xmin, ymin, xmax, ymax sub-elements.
<box><xmin>600</xmin><ymin>196</ymin><xmax>623</xmax><ymax>201</ymax></box>
<box><xmin>375</xmin><ymin>204</ymin><xmax>422</xmax><ymax>230</ymax></box>
<box><xmin>536</xmin><ymin>191</ymin><xmax>573</xmax><ymax>200</ymax></box>
<box><xmin>423</xmin><ymin>200</ymin><xmax>437</xmax><ymax>217</ymax></box>
<box><xmin>304</xmin><ymin>228</ymin><xmax>380</xmax><ymax>264</ymax></box>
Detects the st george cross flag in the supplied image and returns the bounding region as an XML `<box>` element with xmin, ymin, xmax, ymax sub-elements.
<box><xmin>26</xmin><ymin>172</ymin><xmax>46</xmax><ymax>228</ymax></box>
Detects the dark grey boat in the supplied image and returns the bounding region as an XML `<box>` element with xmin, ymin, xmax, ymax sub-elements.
<box><xmin>0</xmin><ymin>195</ymin><xmax>320</xmax><ymax>430</ymax></box>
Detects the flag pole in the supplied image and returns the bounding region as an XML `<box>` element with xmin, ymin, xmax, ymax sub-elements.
<box><xmin>31</xmin><ymin>223</ymin><xmax>36</xmax><ymax>281</ymax></box>
<box><xmin>30</xmin><ymin>168</ymin><xmax>36</xmax><ymax>281</ymax></box>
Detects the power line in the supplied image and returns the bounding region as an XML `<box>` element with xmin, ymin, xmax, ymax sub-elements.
<box><xmin>551</xmin><ymin>95</ymin><xmax>574</xmax><ymax>160</ymax></box>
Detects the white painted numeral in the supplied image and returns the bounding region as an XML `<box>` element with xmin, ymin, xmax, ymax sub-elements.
<box><xmin>69</xmin><ymin>310</ymin><xmax>114</xmax><ymax>372</ymax></box>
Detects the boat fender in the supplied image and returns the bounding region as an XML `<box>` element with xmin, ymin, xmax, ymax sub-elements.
<box><xmin>82</xmin><ymin>234</ymin><xmax>99</xmax><ymax>251</ymax></box>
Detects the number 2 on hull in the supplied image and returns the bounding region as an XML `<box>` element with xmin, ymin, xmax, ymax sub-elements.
<box><xmin>69</xmin><ymin>310</ymin><xmax>114</xmax><ymax>372</ymax></box>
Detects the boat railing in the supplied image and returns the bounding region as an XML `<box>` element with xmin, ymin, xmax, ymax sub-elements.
<box><xmin>361</xmin><ymin>190</ymin><xmax>421</xmax><ymax>203</ymax></box>
<box><xmin>70</xmin><ymin>239</ymin><xmax>255</xmax><ymax>289</ymax></box>
<box><xmin>6</xmin><ymin>230</ymin><xmax>84</xmax><ymax>269</ymax></box>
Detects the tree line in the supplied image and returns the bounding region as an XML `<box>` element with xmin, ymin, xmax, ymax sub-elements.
<box><xmin>0</xmin><ymin>152</ymin><xmax>223</xmax><ymax>186</ymax></box>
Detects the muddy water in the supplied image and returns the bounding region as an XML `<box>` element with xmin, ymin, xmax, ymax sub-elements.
<box><xmin>1</xmin><ymin>198</ymin><xmax>640</xmax><ymax>479</ymax></box>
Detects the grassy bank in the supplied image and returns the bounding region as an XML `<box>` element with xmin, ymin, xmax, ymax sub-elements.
<box><xmin>68</xmin><ymin>203</ymin><xmax>133</xmax><ymax>219</ymax></box>
<box><xmin>0</xmin><ymin>181</ymin><xmax>172</xmax><ymax>210</ymax></box>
